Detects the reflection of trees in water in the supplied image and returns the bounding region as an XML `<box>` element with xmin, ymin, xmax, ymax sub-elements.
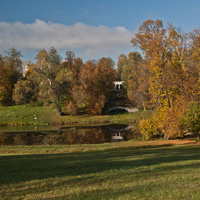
<box><xmin>58</xmin><ymin>128</ymin><xmax>79</xmax><ymax>145</ymax></box>
<box><xmin>0</xmin><ymin>124</ymin><xmax>142</xmax><ymax>145</ymax></box>
<box><xmin>61</xmin><ymin>127</ymin><xmax>108</xmax><ymax>144</ymax></box>
<box><xmin>0</xmin><ymin>132</ymin><xmax>47</xmax><ymax>145</ymax></box>
<box><xmin>79</xmin><ymin>128</ymin><xmax>107</xmax><ymax>144</ymax></box>
<box><xmin>123</xmin><ymin>129</ymin><xmax>141</xmax><ymax>141</ymax></box>
<box><xmin>0</xmin><ymin>133</ymin><xmax>14</xmax><ymax>145</ymax></box>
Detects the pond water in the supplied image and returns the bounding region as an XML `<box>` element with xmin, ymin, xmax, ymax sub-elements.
<box><xmin>0</xmin><ymin>124</ymin><xmax>141</xmax><ymax>146</ymax></box>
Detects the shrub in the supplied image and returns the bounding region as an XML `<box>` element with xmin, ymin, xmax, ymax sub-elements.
<box><xmin>139</xmin><ymin>118</ymin><xmax>158</xmax><ymax>140</ymax></box>
<box><xmin>158</xmin><ymin>99</ymin><xmax>186</xmax><ymax>139</ymax></box>
<box><xmin>180</xmin><ymin>101</ymin><xmax>200</xmax><ymax>139</ymax></box>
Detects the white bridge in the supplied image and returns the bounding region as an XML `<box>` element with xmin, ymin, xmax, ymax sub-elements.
<box><xmin>106</xmin><ymin>106</ymin><xmax>139</xmax><ymax>114</ymax></box>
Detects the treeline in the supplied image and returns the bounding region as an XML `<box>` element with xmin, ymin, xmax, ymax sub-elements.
<box><xmin>1</xmin><ymin>19</ymin><xmax>200</xmax><ymax>139</ymax></box>
<box><xmin>0</xmin><ymin>48</ymin><xmax>116</xmax><ymax>115</ymax></box>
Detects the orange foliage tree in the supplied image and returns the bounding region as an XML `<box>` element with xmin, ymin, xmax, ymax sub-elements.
<box><xmin>0</xmin><ymin>48</ymin><xmax>23</xmax><ymax>105</ymax></box>
<box><xmin>79</xmin><ymin>58</ymin><xmax>116</xmax><ymax>114</ymax></box>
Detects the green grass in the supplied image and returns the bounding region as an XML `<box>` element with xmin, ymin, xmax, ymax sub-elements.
<box><xmin>0</xmin><ymin>105</ymin><xmax>52</xmax><ymax>126</ymax></box>
<box><xmin>0</xmin><ymin>105</ymin><xmax>152</xmax><ymax>126</ymax></box>
<box><xmin>0</xmin><ymin>140</ymin><xmax>200</xmax><ymax>199</ymax></box>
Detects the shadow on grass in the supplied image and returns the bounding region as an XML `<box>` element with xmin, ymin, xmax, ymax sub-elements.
<box><xmin>0</xmin><ymin>144</ymin><xmax>200</xmax><ymax>186</ymax></box>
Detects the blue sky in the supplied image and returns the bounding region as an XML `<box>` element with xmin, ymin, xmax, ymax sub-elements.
<box><xmin>1</xmin><ymin>0</ymin><xmax>200</xmax><ymax>65</ymax></box>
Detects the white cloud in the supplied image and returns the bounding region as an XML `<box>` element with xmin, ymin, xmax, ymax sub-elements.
<box><xmin>0</xmin><ymin>19</ymin><xmax>134</xmax><ymax>58</ymax></box>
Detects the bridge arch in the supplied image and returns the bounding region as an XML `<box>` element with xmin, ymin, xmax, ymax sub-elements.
<box><xmin>106</xmin><ymin>106</ymin><xmax>139</xmax><ymax>114</ymax></box>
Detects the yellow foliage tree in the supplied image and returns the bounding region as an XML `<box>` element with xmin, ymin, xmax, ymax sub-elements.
<box><xmin>139</xmin><ymin>117</ymin><xmax>159</xmax><ymax>140</ymax></box>
<box><xmin>131</xmin><ymin>20</ymin><xmax>187</xmax><ymax>109</ymax></box>
<box><xmin>159</xmin><ymin>98</ymin><xmax>186</xmax><ymax>139</ymax></box>
<box><xmin>132</xmin><ymin>19</ymin><xmax>199</xmax><ymax>139</ymax></box>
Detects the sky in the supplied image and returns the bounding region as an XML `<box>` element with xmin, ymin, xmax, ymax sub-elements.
<box><xmin>1</xmin><ymin>0</ymin><xmax>200</xmax><ymax>66</ymax></box>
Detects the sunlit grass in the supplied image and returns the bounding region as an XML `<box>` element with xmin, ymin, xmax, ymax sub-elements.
<box><xmin>0</xmin><ymin>140</ymin><xmax>200</xmax><ymax>199</ymax></box>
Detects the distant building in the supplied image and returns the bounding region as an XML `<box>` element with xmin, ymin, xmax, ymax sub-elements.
<box><xmin>23</xmin><ymin>65</ymin><xmax>28</xmax><ymax>77</ymax></box>
<box><xmin>113</xmin><ymin>81</ymin><xmax>124</xmax><ymax>90</ymax></box>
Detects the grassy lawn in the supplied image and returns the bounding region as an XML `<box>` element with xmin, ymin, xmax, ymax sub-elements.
<box><xmin>0</xmin><ymin>140</ymin><xmax>200</xmax><ymax>199</ymax></box>
<box><xmin>0</xmin><ymin>105</ymin><xmax>152</xmax><ymax>126</ymax></box>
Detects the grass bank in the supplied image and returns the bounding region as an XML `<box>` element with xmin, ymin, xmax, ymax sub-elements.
<box><xmin>0</xmin><ymin>139</ymin><xmax>200</xmax><ymax>199</ymax></box>
<box><xmin>0</xmin><ymin>105</ymin><xmax>152</xmax><ymax>126</ymax></box>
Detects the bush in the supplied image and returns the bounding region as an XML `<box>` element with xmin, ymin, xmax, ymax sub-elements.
<box><xmin>158</xmin><ymin>100</ymin><xmax>185</xmax><ymax>139</ymax></box>
<box><xmin>139</xmin><ymin>118</ymin><xmax>158</xmax><ymax>140</ymax></box>
<box><xmin>180</xmin><ymin>101</ymin><xmax>200</xmax><ymax>139</ymax></box>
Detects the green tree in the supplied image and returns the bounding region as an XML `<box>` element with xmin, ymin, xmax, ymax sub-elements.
<box><xmin>121</xmin><ymin>52</ymin><xmax>142</xmax><ymax>90</ymax></box>
<box><xmin>32</xmin><ymin>47</ymin><xmax>72</xmax><ymax>116</ymax></box>
<box><xmin>116</xmin><ymin>51</ymin><xmax>149</xmax><ymax>109</ymax></box>
<box><xmin>62</xmin><ymin>51</ymin><xmax>83</xmax><ymax>109</ymax></box>
<box><xmin>180</xmin><ymin>101</ymin><xmax>200</xmax><ymax>139</ymax></box>
<box><xmin>116</xmin><ymin>54</ymin><xmax>127</xmax><ymax>81</ymax></box>
<box><xmin>13</xmin><ymin>80</ymin><xmax>33</xmax><ymax>107</ymax></box>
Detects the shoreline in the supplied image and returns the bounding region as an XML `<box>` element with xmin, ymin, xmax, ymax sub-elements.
<box><xmin>0</xmin><ymin>105</ymin><xmax>152</xmax><ymax>127</ymax></box>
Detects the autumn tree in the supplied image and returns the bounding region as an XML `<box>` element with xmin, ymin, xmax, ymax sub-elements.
<box><xmin>127</xmin><ymin>61</ymin><xmax>150</xmax><ymax>110</ymax></box>
<box><xmin>13</xmin><ymin>80</ymin><xmax>34</xmax><ymax>107</ymax></box>
<box><xmin>187</xmin><ymin>28</ymin><xmax>200</xmax><ymax>100</ymax></box>
<box><xmin>131</xmin><ymin>19</ymin><xmax>196</xmax><ymax>139</ymax></box>
<box><xmin>131</xmin><ymin>20</ymin><xmax>194</xmax><ymax>106</ymax></box>
<box><xmin>0</xmin><ymin>48</ymin><xmax>23</xmax><ymax>105</ymax></box>
<box><xmin>63</xmin><ymin>51</ymin><xmax>83</xmax><ymax>87</ymax></box>
<box><xmin>131</xmin><ymin>19</ymin><xmax>187</xmax><ymax>108</ymax></box>
<box><xmin>32</xmin><ymin>47</ymin><xmax>72</xmax><ymax>116</ymax></box>
<box><xmin>79</xmin><ymin>58</ymin><xmax>116</xmax><ymax>114</ymax></box>
<box><xmin>79</xmin><ymin>60</ymin><xmax>96</xmax><ymax>111</ymax></box>
<box><xmin>0</xmin><ymin>55</ymin><xmax>7</xmax><ymax>105</ymax></box>
<box><xmin>96</xmin><ymin>57</ymin><xmax>115</xmax><ymax>99</ymax></box>
<box><xmin>66</xmin><ymin>100</ymin><xmax>78</xmax><ymax>115</ymax></box>
<box><xmin>12</xmin><ymin>61</ymin><xmax>41</xmax><ymax>107</ymax></box>
<box><xmin>62</xmin><ymin>51</ymin><xmax>83</xmax><ymax>108</ymax></box>
<box><xmin>116</xmin><ymin>51</ymin><xmax>150</xmax><ymax>109</ymax></box>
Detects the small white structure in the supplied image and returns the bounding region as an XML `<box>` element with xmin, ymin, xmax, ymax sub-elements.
<box><xmin>112</xmin><ymin>132</ymin><xmax>123</xmax><ymax>142</ymax></box>
<box><xmin>113</xmin><ymin>81</ymin><xmax>124</xmax><ymax>90</ymax></box>
<box><xmin>23</xmin><ymin>65</ymin><xmax>29</xmax><ymax>77</ymax></box>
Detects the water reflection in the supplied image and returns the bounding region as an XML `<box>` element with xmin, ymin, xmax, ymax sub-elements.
<box><xmin>0</xmin><ymin>124</ymin><xmax>141</xmax><ymax>146</ymax></box>
<box><xmin>112</xmin><ymin>132</ymin><xmax>123</xmax><ymax>142</ymax></box>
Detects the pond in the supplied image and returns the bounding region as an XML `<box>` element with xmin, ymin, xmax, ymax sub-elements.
<box><xmin>0</xmin><ymin>124</ymin><xmax>141</xmax><ymax>146</ymax></box>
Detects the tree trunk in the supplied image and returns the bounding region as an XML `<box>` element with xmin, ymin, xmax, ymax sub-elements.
<box><xmin>196</xmin><ymin>132</ymin><xmax>200</xmax><ymax>140</ymax></box>
<box><xmin>164</xmin><ymin>133</ymin><xmax>169</xmax><ymax>140</ymax></box>
<box><xmin>142</xmin><ymin>101</ymin><xmax>146</xmax><ymax>111</ymax></box>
